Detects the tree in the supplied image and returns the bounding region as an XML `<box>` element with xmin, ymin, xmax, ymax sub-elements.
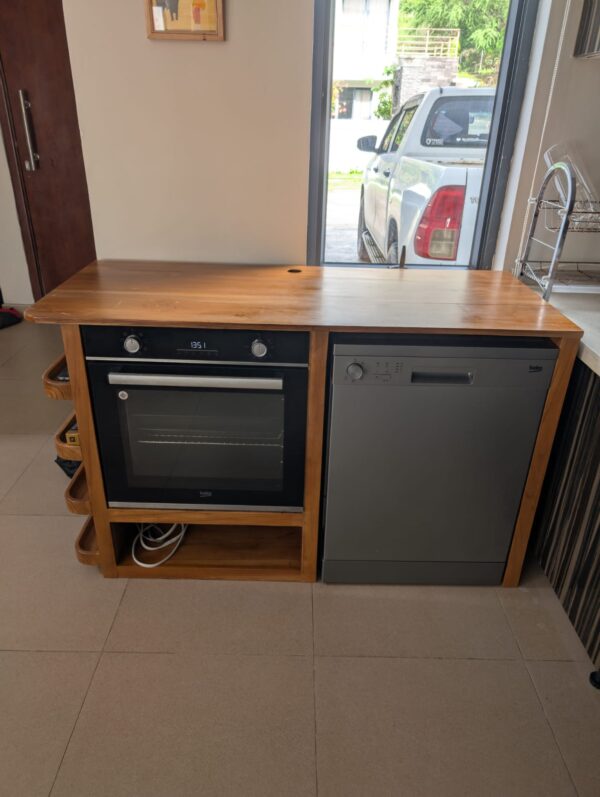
<box><xmin>373</xmin><ymin>65</ymin><xmax>395</xmax><ymax>120</ymax></box>
<box><xmin>400</xmin><ymin>0</ymin><xmax>510</xmax><ymax>74</ymax></box>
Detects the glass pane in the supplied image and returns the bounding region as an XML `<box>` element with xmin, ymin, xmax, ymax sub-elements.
<box><xmin>120</xmin><ymin>389</ymin><xmax>285</xmax><ymax>491</ymax></box>
<box><xmin>325</xmin><ymin>0</ymin><xmax>511</xmax><ymax>266</ymax></box>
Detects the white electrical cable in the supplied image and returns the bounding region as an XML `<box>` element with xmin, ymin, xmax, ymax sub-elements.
<box><xmin>132</xmin><ymin>523</ymin><xmax>189</xmax><ymax>568</ymax></box>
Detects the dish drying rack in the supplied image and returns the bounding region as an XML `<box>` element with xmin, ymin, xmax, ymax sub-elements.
<box><xmin>516</xmin><ymin>161</ymin><xmax>600</xmax><ymax>301</ymax></box>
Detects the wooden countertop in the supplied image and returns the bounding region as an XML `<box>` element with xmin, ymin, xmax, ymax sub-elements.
<box><xmin>25</xmin><ymin>260</ymin><xmax>582</xmax><ymax>337</ymax></box>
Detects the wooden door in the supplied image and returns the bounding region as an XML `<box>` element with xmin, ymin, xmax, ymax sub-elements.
<box><xmin>0</xmin><ymin>1</ymin><xmax>95</xmax><ymax>299</ymax></box>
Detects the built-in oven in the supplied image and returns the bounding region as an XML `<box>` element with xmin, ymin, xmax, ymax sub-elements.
<box><xmin>82</xmin><ymin>327</ymin><xmax>309</xmax><ymax>511</ymax></box>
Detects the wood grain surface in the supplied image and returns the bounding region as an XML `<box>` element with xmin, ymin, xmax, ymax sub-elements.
<box><xmin>26</xmin><ymin>261</ymin><xmax>582</xmax><ymax>337</ymax></box>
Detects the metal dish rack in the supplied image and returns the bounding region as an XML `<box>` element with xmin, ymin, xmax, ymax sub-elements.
<box><xmin>517</xmin><ymin>162</ymin><xmax>600</xmax><ymax>301</ymax></box>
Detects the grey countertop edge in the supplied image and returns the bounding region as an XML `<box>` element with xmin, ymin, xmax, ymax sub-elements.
<box><xmin>546</xmin><ymin>293</ymin><xmax>600</xmax><ymax>377</ymax></box>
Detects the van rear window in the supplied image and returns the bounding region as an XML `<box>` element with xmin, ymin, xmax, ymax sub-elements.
<box><xmin>422</xmin><ymin>96</ymin><xmax>494</xmax><ymax>148</ymax></box>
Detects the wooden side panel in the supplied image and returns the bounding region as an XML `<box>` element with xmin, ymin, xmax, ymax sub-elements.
<box><xmin>503</xmin><ymin>336</ymin><xmax>580</xmax><ymax>587</ymax></box>
<box><xmin>61</xmin><ymin>325</ymin><xmax>117</xmax><ymax>576</ymax></box>
<box><xmin>301</xmin><ymin>330</ymin><xmax>329</xmax><ymax>580</ymax></box>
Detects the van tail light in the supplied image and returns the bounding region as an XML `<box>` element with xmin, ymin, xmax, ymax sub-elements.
<box><xmin>414</xmin><ymin>186</ymin><xmax>466</xmax><ymax>261</ymax></box>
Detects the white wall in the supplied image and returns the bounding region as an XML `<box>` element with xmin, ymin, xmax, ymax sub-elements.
<box><xmin>494</xmin><ymin>0</ymin><xmax>600</xmax><ymax>270</ymax></box>
<box><xmin>0</xmin><ymin>145</ymin><xmax>33</xmax><ymax>305</ymax></box>
<box><xmin>333</xmin><ymin>0</ymin><xmax>398</xmax><ymax>81</ymax></box>
<box><xmin>61</xmin><ymin>0</ymin><xmax>314</xmax><ymax>264</ymax></box>
<box><xmin>328</xmin><ymin>119</ymin><xmax>388</xmax><ymax>172</ymax></box>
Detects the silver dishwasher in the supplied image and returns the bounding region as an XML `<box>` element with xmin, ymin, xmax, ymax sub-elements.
<box><xmin>322</xmin><ymin>338</ymin><xmax>558</xmax><ymax>585</ymax></box>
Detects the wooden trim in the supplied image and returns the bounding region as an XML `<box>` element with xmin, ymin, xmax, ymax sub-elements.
<box><xmin>54</xmin><ymin>411</ymin><xmax>82</xmax><ymax>461</ymax></box>
<box><xmin>116</xmin><ymin>564</ymin><xmax>304</xmax><ymax>581</ymax></box>
<box><xmin>301</xmin><ymin>330</ymin><xmax>329</xmax><ymax>580</ymax></box>
<box><xmin>64</xmin><ymin>464</ymin><xmax>91</xmax><ymax>515</ymax></box>
<box><xmin>145</xmin><ymin>0</ymin><xmax>225</xmax><ymax>41</ymax></box>
<box><xmin>503</xmin><ymin>335</ymin><xmax>580</xmax><ymax>587</ymax></box>
<box><xmin>108</xmin><ymin>508</ymin><xmax>304</xmax><ymax>526</ymax></box>
<box><xmin>75</xmin><ymin>517</ymin><xmax>100</xmax><ymax>566</ymax></box>
<box><xmin>61</xmin><ymin>325</ymin><xmax>117</xmax><ymax>576</ymax></box>
<box><xmin>42</xmin><ymin>354</ymin><xmax>72</xmax><ymax>400</ymax></box>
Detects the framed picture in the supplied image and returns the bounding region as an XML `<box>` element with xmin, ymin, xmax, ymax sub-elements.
<box><xmin>146</xmin><ymin>0</ymin><xmax>225</xmax><ymax>41</ymax></box>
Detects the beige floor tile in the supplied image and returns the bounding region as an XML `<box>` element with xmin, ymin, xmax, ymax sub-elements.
<box><xmin>0</xmin><ymin>333</ymin><xmax>65</xmax><ymax>381</ymax></box>
<box><xmin>0</xmin><ymin>436</ymin><xmax>74</xmax><ymax>515</ymax></box>
<box><xmin>527</xmin><ymin>661</ymin><xmax>600</xmax><ymax>797</ymax></box>
<box><xmin>0</xmin><ymin>434</ymin><xmax>47</xmax><ymax>499</ymax></box>
<box><xmin>0</xmin><ymin>515</ymin><xmax>126</xmax><ymax>650</ymax></box>
<box><xmin>497</xmin><ymin>587</ymin><xmax>590</xmax><ymax>662</ymax></box>
<box><xmin>315</xmin><ymin>657</ymin><xmax>576</xmax><ymax>797</ymax></box>
<box><xmin>0</xmin><ymin>378</ymin><xmax>72</xmax><ymax>434</ymax></box>
<box><xmin>0</xmin><ymin>651</ymin><xmax>98</xmax><ymax>797</ymax></box>
<box><xmin>313</xmin><ymin>583</ymin><xmax>519</xmax><ymax>659</ymax></box>
<box><xmin>0</xmin><ymin>321</ymin><xmax>60</xmax><ymax>364</ymax></box>
<box><xmin>106</xmin><ymin>580</ymin><xmax>313</xmax><ymax>655</ymax></box>
<box><xmin>52</xmin><ymin>652</ymin><xmax>316</xmax><ymax>797</ymax></box>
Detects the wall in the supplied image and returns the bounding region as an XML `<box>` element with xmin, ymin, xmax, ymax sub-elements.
<box><xmin>328</xmin><ymin>119</ymin><xmax>388</xmax><ymax>172</ymax></box>
<box><xmin>61</xmin><ymin>0</ymin><xmax>314</xmax><ymax>264</ymax></box>
<box><xmin>0</xmin><ymin>146</ymin><xmax>33</xmax><ymax>305</ymax></box>
<box><xmin>333</xmin><ymin>0</ymin><xmax>398</xmax><ymax>82</ymax></box>
<box><xmin>494</xmin><ymin>0</ymin><xmax>600</xmax><ymax>270</ymax></box>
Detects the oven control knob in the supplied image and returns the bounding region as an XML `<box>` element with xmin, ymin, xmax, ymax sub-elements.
<box><xmin>346</xmin><ymin>362</ymin><xmax>364</xmax><ymax>381</ymax></box>
<box><xmin>123</xmin><ymin>335</ymin><xmax>141</xmax><ymax>355</ymax></box>
<box><xmin>251</xmin><ymin>339</ymin><xmax>268</xmax><ymax>359</ymax></box>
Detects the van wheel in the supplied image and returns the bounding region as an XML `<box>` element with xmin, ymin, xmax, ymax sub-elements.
<box><xmin>357</xmin><ymin>198</ymin><xmax>370</xmax><ymax>262</ymax></box>
<box><xmin>387</xmin><ymin>240</ymin><xmax>399</xmax><ymax>266</ymax></box>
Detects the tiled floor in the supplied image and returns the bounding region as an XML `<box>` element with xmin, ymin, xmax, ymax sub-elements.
<box><xmin>0</xmin><ymin>320</ymin><xmax>599</xmax><ymax>796</ymax></box>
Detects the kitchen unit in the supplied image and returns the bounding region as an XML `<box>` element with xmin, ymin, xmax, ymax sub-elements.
<box><xmin>26</xmin><ymin>261</ymin><xmax>582</xmax><ymax>586</ymax></box>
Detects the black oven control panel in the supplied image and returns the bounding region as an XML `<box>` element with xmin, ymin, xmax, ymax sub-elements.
<box><xmin>81</xmin><ymin>327</ymin><xmax>310</xmax><ymax>365</ymax></box>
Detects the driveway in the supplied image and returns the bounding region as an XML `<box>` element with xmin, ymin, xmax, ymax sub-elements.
<box><xmin>324</xmin><ymin>186</ymin><xmax>361</xmax><ymax>263</ymax></box>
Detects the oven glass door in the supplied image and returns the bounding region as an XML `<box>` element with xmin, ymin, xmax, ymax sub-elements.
<box><xmin>87</xmin><ymin>362</ymin><xmax>307</xmax><ymax>509</ymax></box>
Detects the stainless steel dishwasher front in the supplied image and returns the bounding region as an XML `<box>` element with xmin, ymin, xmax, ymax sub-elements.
<box><xmin>322</xmin><ymin>340</ymin><xmax>558</xmax><ymax>585</ymax></box>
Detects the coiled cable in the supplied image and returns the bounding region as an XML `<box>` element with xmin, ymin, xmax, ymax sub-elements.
<box><xmin>132</xmin><ymin>523</ymin><xmax>189</xmax><ymax>568</ymax></box>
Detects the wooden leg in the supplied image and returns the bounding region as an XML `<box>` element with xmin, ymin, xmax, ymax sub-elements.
<box><xmin>61</xmin><ymin>324</ymin><xmax>117</xmax><ymax>577</ymax></box>
<box><xmin>301</xmin><ymin>330</ymin><xmax>329</xmax><ymax>581</ymax></box>
<box><xmin>503</xmin><ymin>335</ymin><xmax>579</xmax><ymax>587</ymax></box>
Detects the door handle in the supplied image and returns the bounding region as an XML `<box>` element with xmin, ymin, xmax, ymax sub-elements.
<box><xmin>17</xmin><ymin>90</ymin><xmax>40</xmax><ymax>171</ymax></box>
<box><xmin>108</xmin><ymin>373</ymin><xmax>283</xmax><ymax>391</ymax></box>
<box><xmin>383</xmin><ymin>169</ymin><xmax>391</xmax><ymax>177</ymax></box>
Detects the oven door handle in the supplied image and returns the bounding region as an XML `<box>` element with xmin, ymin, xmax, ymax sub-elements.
<box><xmin>107</xmin><ymin>373</ymin><xmax>283</xmax><ymax>391</ymax></box>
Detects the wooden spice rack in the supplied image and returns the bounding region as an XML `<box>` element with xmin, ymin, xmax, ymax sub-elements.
<box><xmin>54</xmin><ymin>412</ymin><xmax>82</xmax><ymax>461</ymax></box>
<box><xmin>43</xmin><ymin>354</ymin><xmax>72</xmax><ymax>400</ymax></box>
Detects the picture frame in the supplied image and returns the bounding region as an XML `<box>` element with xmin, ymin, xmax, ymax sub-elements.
<box><xmin>145</xmin><ymin>0</ymin><xmax>225</xmax><ymax>42</ymax></box>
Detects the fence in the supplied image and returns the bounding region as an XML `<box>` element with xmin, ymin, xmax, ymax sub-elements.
<box><xmin>397</xmin><ymin>28</ymin><xmax>460</xmax><ymax>59</ymax></box>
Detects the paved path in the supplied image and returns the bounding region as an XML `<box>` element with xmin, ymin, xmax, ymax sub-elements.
<box><xmin>324</xmin><ymin>187</ymin><xmax>362</xmax><ymax>263</ymax></box>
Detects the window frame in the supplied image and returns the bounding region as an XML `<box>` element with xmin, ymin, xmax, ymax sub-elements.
<box><xmin>307</xmin><ymin>0</ymin><xmax>541</xmax><ymax>268</ymax></box>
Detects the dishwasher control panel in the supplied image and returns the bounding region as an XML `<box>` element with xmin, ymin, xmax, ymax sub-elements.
<box><xmin>341</xmin><ymin>357</ymin><xmax>404</xmax><ymax>385</ymax></box>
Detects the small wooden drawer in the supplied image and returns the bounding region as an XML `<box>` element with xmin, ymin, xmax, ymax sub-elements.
<box><xmin>43</xmin><ymin>354</ymin><xmax>72</xmax><ymax>400</ymax></box>
<box><xmin>75</xmin><ymin>517</ymin><xmax>100</xmax><ymax>566</ymax></box>
<box><xmin>55</xmin><ymin>412</ymin><xmax>82</xmax><ymax>461</ymax></box>
<box><xmin>65</xmin><ymin>465</ymin><xmax>91</xmax><ymax>515</ymax></box>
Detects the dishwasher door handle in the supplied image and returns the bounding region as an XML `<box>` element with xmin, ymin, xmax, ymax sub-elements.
<box><xmin>411</xmin><ymin>371</ymin><xmax>474</xmax><ymax>385</ymax></box>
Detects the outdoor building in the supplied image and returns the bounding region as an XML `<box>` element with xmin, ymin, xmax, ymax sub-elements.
<box><xmin>332</xmin><ymin>0</ymin><xmax>399</xmax><ymax>120</ymax></box>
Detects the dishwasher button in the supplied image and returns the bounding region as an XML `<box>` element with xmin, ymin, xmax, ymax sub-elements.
<box><xmin>346</xmin><ymin>363</ymin><xmax>364</xmax><ymax>381</ymax></box>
